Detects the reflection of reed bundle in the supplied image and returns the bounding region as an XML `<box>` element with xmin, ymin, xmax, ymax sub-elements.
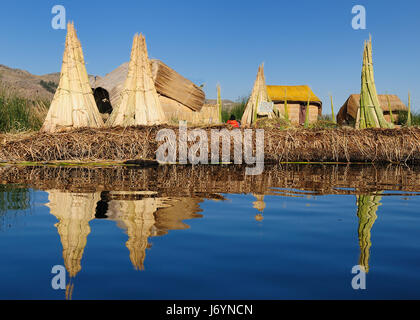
<box><xmin>107</xmin><ymin>34</ymin><xmax>166</xmax><ymax>127</ymax></box>
<box><xmin>47</xmin><ymin>191</ymin><xmax>100</xmax><ymax>278</ymax></box>
<box><xmin>41</xmin><ymin>22</ymin><xmax>104</xmax><ymax>133</ymax></box>
<box><xmin>107</xmin><ymin>193</ymin><xmax>166</xmax><ymax>270</ymax></box>
<box><xmin>356</xmin><ymin>193</ymin><xmax>381</xmax><ymax>273</ymax></box>
<box><xmin>252</xmin><ymin>194</ymin><xmax>266</xmax><ymax>213</ymax></box>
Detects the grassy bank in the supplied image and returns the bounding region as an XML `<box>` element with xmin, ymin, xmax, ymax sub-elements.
<box><xmin>1</xmin><ymin>126</ymin><xmax>420</xmax><ymax>164</ymax></box>
<box><xmin>0</xmin><ymin>84</ymin><xmax>48</xmax><ymax>133</ymax></box>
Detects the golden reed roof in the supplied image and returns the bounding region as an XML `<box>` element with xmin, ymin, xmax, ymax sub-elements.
<box><xmin>267</xmin><ymin>85</ymin><xmax>321</xmax><ymax>104</ymax></box>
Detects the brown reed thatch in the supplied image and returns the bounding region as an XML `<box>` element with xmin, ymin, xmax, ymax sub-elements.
<box><xmin>337</xmin><ymin>94</ymin><xmax>407</xmax><ymax>125</ymax></box>
<box><xmin>151</xmin><ymin>60</ymin><xmax>205</xmax><ymax>112</ymax></box>
<box><xmin>1</xmin><ymin>126</ymin><xmax>420</xmax><ymax>164</ymax></box>
<box><xmin>41</xmin><ymin>22</ymin><xmax>104</xmax><ymax>133</ymax></box>
<box><xmin>107</xmin><ymin>34</ymin><xmax>166</xmax><ymax>126</ymax></box>
<box><xmin>241</xmin><ymin>64</ymin><xmax>277</xmax><ymax>126</ymax></box>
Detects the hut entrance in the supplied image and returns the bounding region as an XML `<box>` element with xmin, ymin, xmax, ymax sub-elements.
<box><xmin>299</xmin><ymin>104</ymin><xmax>307</xmax><ymax>125</ymax></box>
<box><xmin>93</xmin><ymin>87</ymin><xmax>113</xmax><ymax>114</ymax></box>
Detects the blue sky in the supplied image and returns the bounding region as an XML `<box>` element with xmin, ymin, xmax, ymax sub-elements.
<box><xmin>0</xmin><ymin>0</ymin><xmax>419</xmax><ymax>111</ymax></box>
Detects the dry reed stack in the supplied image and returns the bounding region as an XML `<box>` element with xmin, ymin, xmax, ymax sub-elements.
<box><xmin>41</xmin><ymin>22</ymin><xmax>104</xmax><ymax>133</ymax></box>
<box><xmin>241</xmin><ymin>64</ymin><xmax>276</xmax><ymax>126</ymax></box>
<box><xmin>356</xmin><ymin>37</ymin><xmax>393</xmax><ymax>129</ymax></box>
<box><xmin>356</xmin><ymin>193</ymin><xmax>381</xmax><ymax>273</ymax></box>
<box><xmin>107</xmin><ymin>34</ymin><xmax>166</xmax><ymax>126</ymax></box>
<box><xmin>151</xmin><ymin>60</ymin><xmax>205</xmax><ymax>112</ymax></box>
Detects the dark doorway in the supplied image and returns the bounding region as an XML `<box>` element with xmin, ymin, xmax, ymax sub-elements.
<box><xmin>93</xmin><ymin>87</ymin><xmax>113</xmax><ymax>114</ymax></box>
<box><xmin>299</xmin><ymin>104</ymin><xmax>307</xmax><ymax>125</ymax></box>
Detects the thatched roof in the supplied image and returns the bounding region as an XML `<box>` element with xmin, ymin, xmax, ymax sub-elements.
<box><xmin>267</xmin><ymin>85</ymin><xmax>322</xmax><ymax>106</ymax></box>
<box><xmin>337</xmin><ymin>94</ymin><xmax>407</xmax><ymax>124</ymax></box>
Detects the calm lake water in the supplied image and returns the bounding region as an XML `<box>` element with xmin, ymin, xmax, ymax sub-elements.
<box><xmin>1</xmin><ymin>164</ymin><xmax>420</xmax><ymax>300</ymax></box>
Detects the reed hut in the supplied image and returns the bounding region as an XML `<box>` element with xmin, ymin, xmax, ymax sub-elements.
<box><xmin>337</xmin><ymin>94</ymin><xmax>407</xmax><ymax>125</ymax></box>
<box><xmin>356</xmin><ymin>193</ymin><xmax>381</xmax><ymax>273</ymax></box>
<box><xmin>241</xmin><ymin>64</ymin><xmax>277</xmax><ymax>126</ymax></box>
<box><xmin>266</xmin><ymin>85</ymin><xmax>322</xmax><ymax>124</ymax></box>
<box><xmin>94</xmin><ymin>58</ymin><xmax>210</xmax><ymax>124</ymax></box>
<box><xmin>41</xmin><ymin>22</ymin><xmax>104</xmax><ymax>133</ymax></box>
<box><xmin>107</xmin><ymin>34</ymin><xmax>166</xmax><ymax>126</ymax></box>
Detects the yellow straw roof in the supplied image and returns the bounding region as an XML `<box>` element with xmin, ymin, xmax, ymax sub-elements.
<box><xmin>267</xmin><ymin>85</ymin><xmax>321</xmax><ymax>103</ymax></box>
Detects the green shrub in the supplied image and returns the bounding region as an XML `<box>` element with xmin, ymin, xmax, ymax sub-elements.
<box><xmin>222</xmin><ymin>97</ymin><xmax>248</xmax><ymax>123</ymax></box>
<box><xmin>398</xmin><ymin>110</ymin><xmax>420</xmax><ymax>127</ymax></box>
<box><xmin>39</xmin><ymin>80</ymin><xmax>58</xmax><ymax>94</ymax></box>
<box><xmin>0</xmin><ymin>85</ymin><xmax>49</xmax><ymax>133</ymax></box>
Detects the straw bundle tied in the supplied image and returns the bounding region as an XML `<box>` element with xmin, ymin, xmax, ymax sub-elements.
<box><xmin>41</xmin><ymin>22</ymin><xmax>104</xmax><ymax>133</ymax></box>
<box><xmin>107</xmin><ymin>34</ymin><xmax>166</xmax><ymax>126</ymax></box>
<box><xmin>241</xmin><ymin>64</ymin><xmax>277</xmax><ymax>126</ymax></box>
<box><xmin>356</xmin><ymin>37</ymin><xmax>393</xmax><ymax>129</ymax></box>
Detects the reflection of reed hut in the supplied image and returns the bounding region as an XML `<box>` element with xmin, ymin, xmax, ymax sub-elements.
<box><xmin>93</xmin><ymin>59</ymin><xmax>218</xmax><ymax>125</ymax></box>
<box><xmin>105</xmin><ymin>192</ymin><xmax>203</xmax><ymax>270</ymax></box>
<box><xmin>267</xmin><ymin>85</ymin><xmax>322</xmax><ymax>124</ymax></box>
<box><xmin>337</xmin><ymin>94</ymin><xmax>407</xmax><ymax>125</ymax></box>
<box><xmin>356</xmin><ymin>193</ymin><xmax>381</xmax><ymax>273</ymax></box>
<box><xmin>105</xmin><ymin>192</ymin><xmax>168</xmax><ymax>270</ymax></box>
<box><xmin>46</xmin><ymin>191</ymin><xmax>100</xmax><ymax>278</ymax></box>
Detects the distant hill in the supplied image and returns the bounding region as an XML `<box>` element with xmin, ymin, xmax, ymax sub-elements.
<box><xmin>205</xmin><ymin>99</ymin><xmax>236</xmax><ymax>110</ymax></box>
<box><xmin>0</xmin><ymin>64</ymin><xmax>97</xmax><ymax>101</ymax></box>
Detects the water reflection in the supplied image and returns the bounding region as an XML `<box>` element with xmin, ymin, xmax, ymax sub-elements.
<box><xmin>1</xmin><ymin>164</ymin><xmax>420</xmax><ymax>298</ymax></box>
<box><xmin>356</xmin><ymin>193</ymin><xmax>382</xmax><ymax>273</ymax></box>
<box><xmin>42</xmin><ymin>189</ymin><xmax>204</xmax><ymax>298</ymax></box>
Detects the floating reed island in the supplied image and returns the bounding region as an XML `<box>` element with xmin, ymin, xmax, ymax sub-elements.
<box><xmin>1</xmin><ymin>126</ymin><xmax>420</xmax><ymax>164</ymax></box>
<box><xmin>1</xmin><ymin>23</ymin><xmax>418</xmax><ymax>164</ymax></box>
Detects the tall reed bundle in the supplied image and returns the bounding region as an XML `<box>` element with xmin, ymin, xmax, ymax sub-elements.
<box><xmin>356</xmin><ymin>193</ymin><xmax>381</xmax><ymax>273</ymax></box>
<box><xmin>41</xmin><ymin>22</ymin><xmax>104</xmax><ymax>133</ymax></box>
<box><xmin>107</xmin><ymin>34</ymin><xmax>166</xmax><ymax>126</ymax></box>
<box><xmin>217</xmin><ymin>84</ymin><xmax>222</xmax><ymax>122</ymax></box>
<box><xmin>241</xmin><ymin>64</ymin><xmax>276</xmax><ymax>126</ymax></box>
<box><xmin>407</xmin><ymin>92</ymin><xmax>412</xmax><ymax>127</ymax></box>
<box><xmin>356</xmin><ymin>37</ymin><xmax>393</xmax><ymax>129</ymax></box>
